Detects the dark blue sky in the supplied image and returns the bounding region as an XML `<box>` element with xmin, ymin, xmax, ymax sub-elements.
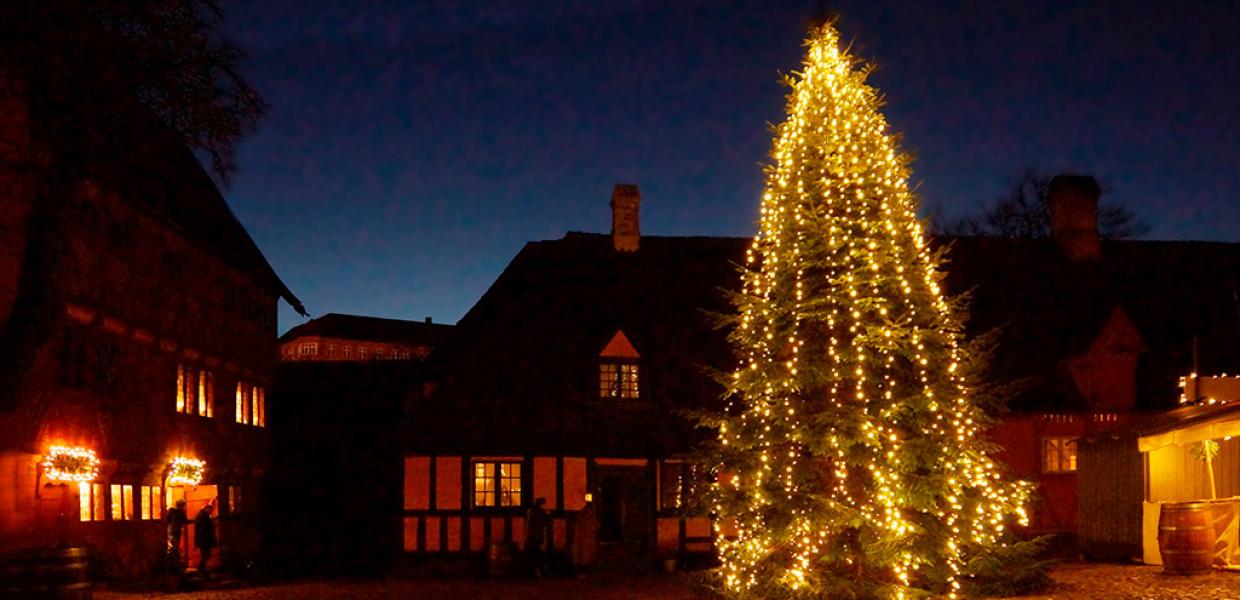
<box><xmin>214</xmin><ymin>0</ymin><xmax>1240</xmax><ymax>332</ymax></box>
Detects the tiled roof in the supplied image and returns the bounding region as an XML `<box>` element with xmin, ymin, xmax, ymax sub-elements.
<box><xmin>281</xmin><ymin>313</ymin><xmax>454</xmax><ymax>347</ymax></box>
<box><xmin>88</xmin><ymin>119</ymin><xmax>303</xmax><ymax>313</ymax></box>
<box><xmin>413</xmin><ymin>231</ymin><xmax>1240</xmax><ymax>455</ymax></box>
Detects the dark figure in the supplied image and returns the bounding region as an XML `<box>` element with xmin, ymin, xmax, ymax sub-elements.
<box><xmin>164</xmin><ymin>499</ymin><xmax>188</xmax><ymax>572</ymax></box>
<box><xmin>193</xmin><ymin>503</ymin><xmax>217</xmax><ymax>575</ymax></box>
<box><xmin>524</xmin><ymin>497</ymin><xmax>550</xmax><ymax>576</ymax></box>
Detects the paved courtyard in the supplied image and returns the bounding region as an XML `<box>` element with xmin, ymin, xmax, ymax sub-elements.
<box><xmin>95</xmin><ymin>564</ymin><xmax>1240</xmax><ymax>599</ymax></box>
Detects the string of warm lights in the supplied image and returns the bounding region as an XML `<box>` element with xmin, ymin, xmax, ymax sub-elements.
<box><xmin>711</xmin><ymin>23</ymin><xmax>1030</xmax><ymax>598</ymax></box>
<box><xmin>41</xmin><ymin>445</ymin><xmax>100</xmax><ymax>483</ymax></box>
<box><xmin>167</xmin><ymin>456</ymin><xmax>206</xmax><ymax>486</ymax></box>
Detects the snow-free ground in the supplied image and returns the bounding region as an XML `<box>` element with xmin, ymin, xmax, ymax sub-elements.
<box><xmin>95</xmin><ymin>564</ymin><xmax>1240</xmax><ymax>599</ymax></box>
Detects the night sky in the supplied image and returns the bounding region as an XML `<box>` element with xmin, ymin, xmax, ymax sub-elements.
<box><xmin>213</xmin><ymin>0</ymin><xmax>1240</xmax><ymax>332</ymax></box>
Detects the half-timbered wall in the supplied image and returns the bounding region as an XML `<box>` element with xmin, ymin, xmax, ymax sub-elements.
<box><xmin>403</xmin><ymin>455</ymin><xmax>714</xmax><ymax>557</ymax></box>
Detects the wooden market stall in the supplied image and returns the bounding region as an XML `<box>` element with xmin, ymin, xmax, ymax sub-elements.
<box><xmin>1080</xmin><ymin>395</ymin><xmax>1240</xmax><ymax>570</ymax></box>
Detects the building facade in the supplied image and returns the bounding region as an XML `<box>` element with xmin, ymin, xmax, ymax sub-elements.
<box><xmin>401</xmin><ymin>179</ymin><xmax>1240</xmax><ymax>567</ymax></box>
<box><xmin>278</xmin><ymin>313</ymin><xmax>452</xmax><ymax>363</ymax></box>
<box><xmin>0</xmin><ymin>89</ymin><xmax>301</xmax><ymax>577</ymax></box>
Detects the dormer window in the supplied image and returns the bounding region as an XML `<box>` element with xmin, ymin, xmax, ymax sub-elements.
<box><xmin>600</xmin><ymin>363</ymin><xmax>640</xmax><ymax>399</ymax></box>
<box><xmin>599</xmin><ymin>330</ymin><xmax>640</xmax><ymax>400</ymax></box>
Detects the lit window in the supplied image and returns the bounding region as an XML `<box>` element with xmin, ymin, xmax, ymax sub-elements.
<box><xmin>198</xmin><ymin>370</ymin><xmax>215</xmax><ymax>417</ymax></box>
<box><xmin>1042</xmin><ymin>437</ymin><xmax>1078</xmax><ymax>473</ymax></box>
<box><xmin>236</xmin><ymin>382</ymin><xmax>245</xmax><ymax>423</ymax></box>
<box><xmin>177</xmin><ymin>364</ymin><xmax>213</xmax><ymax>417</ymax></box>
<box><xmin>359</xmin><ymin>347</ymin><xmax>367</xmax><ymax>360</ymax></box>
<box><xmin>140</xmin><ymin>485</ymin><xmax>160</xmax><ymax>520</ymax></box>
<box><xmin>79</xmin><ymin>482</ymin><xmax>105</xmax><ymax>521</ymax></box>
<box><xmin>177</xmin><ymin>364</ymin><xmax>186</xmax><ymax>412</ymax></box>
<box><xmin>205</xmin><ymin>372</ymin><xmax>214</xmax><ymax>417</ymax></box>
<box><xmin>252</xmin><ymin>386</ymin><xmax>265</xmax><ymax>427</ymax></box>
<box><xmin>343</xmin><ymin>346</ymin><xmax>352</xmax><ymax>358</ymax></box>
<box><xmin>110</xmin><ymin>484</ymin><xmax>135</xmax><ymax>520</ymax></box>
<box><xmin>235</xmin><ymin>382</ymin><xmax>264</xmax><ymax>427</ymax></box>
<box><xmin>600</xmin><ymin>362</ymin><xmax>640</xmax><ymax>399</ymax></box>
<box><xmin>184</xmin><ymin>367</ymin><xmax>196</xmax><ymax>414</ymax></box>
<box><xmin>473</xmin><ymin>461</ymin><xmax>521</xmax><ymax>507</ymax></box>
<box><xmin>326</xmin><ymin>344</ymin><xmax>335</xmax><ymax>358</ymax></box>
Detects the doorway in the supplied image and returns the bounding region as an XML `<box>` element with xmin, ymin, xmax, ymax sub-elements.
<box><xmin>167</xmin><ymin>484</ymin><xmax>220</xmax><ymax>571</ymax></box>
<box><xmin>596</xmin><ymin>466</ymin><xmax>652</xmax><ymax>561</ymax></box>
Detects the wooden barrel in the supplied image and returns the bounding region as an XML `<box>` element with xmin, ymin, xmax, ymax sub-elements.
<box><xmin>486</xmin><ymin>541</ymin><xmax>516</xmax><ymax>578</ymax></box>
<box><xmin>1158</xmin><ymin>502</ymin><xmax>1214</xmax><ymax>573</ymax></box>
<box><xmin>0</xmin><ymin>546</ymin><xmax>91</xmax><ymax>599</ymax></box>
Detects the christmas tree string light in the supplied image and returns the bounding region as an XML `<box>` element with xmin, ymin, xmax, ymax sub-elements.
<box><xmin>707</xmin><ymin>22</ymin><xmax>1031</xmax><ymax>599</ymax></box>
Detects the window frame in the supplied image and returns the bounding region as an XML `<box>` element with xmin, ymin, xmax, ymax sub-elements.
<box><xmin>1042</xmin><ymin>436</ymin><xmax>1079</xmax><ymax>473</ymax></box>
<box><xmin>79</xmin><ymin>482</ymin><xmax>106</xmax><ymax>522</ymax></box>
<box><xmin>471</xmin><ymin>460</ymin><xmax>523</xmax><ymax>509</ymax></box>
<box><xmin>599</xmin><ymin>360</ymin><xmax>640</xmax><ymax>400</ymax></box>
<box><xmin>176</xmin><ymin>364</ymin><xmax>214</xmax><ymax>417</ymax></box>
<box><xmin>110</xmin><ymin>484</ymin><xmax>135</xmax><ymax>521</ymax></box>
<box><xmin>140</xmin><ymin>485</ymin><xmax>161</xmax><ymax>520</ymax></box>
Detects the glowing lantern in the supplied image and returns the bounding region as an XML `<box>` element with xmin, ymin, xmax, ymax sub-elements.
<box><xmin>167</xmin><ymin>457</ymin><xmax>205</xmax><ymax>486</ymax></box>
<box><xmin>41</xmin><ymin>446</ymin><xmax>100</xmax><ymax>483</ymax></box>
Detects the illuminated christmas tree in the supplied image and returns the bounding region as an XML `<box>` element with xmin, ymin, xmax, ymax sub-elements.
<box><xmin>708</xmin><ymin>23</ymin><xmax>1032</xmax><ymax>599</ymax></box>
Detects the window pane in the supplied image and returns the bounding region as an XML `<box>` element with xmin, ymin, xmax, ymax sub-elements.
<box><xmin>622</xmin><ymin>364</ymin><xmax>639</xmax><ymax>398</ymax></box>
<box><xmin>79</xmin><ymin>482</ymin><xmax>91</xmax><ymax>521</ymax></box>
<box><xmin>600</xmin><ymin>364</ymin><xmax>616</xmax><ymax>398</ymax></box>
<box><xmin>499</xmin><ymin>462</ymin><xmax>521</xmax><ymax>507</ymax></box>
<box><xmin>206</xmin><ymin>373</ymin><xmax>214</xmax><ymax>418</ymax></box>
<box><xmin>93</xmin><ymin>484</ymin><xmax>104</xmax><ymax>520</ymax></box>
<box><xmin>150</xmin><ymin>486</ymin><xmax>160</xmax><ymax>519</ymax></box>
<box><xmin>474</xmin><ymin>462</ymin><xmax>496</xmax><ymax>507</ymax></box>
<box><xmin>177</xmin><ymin>364</ymin><xmax>185</xmax><ymax>412</ymax></box>
<box><xmin>1042</xmin><ymin>439</ymin><xmax>1057</xmax><ymax>472</ymax></box>
<box><xmin>110</xmin><ymin>484</ymin><xmax>122</xmax><ymax>520</ymax></box>
<box><xmin>123</xmin><ymin>485</ymin><xmax>134</xmax><ymax>520</ymax></box>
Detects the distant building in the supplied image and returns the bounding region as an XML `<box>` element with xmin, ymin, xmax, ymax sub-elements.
<box><xmin>399</xmin><ymin>179</ymin><xmax>1240</xmax><ymax>566</ymax></box>
<box><xmin>0</xmin><ymin>92</ymin><xmax>302</xmax><ymax>576</ymax></box>
<box><xmin>278</xmin><ymin>313</ymin><xmax>453</xmax><ymax>362</ymax></box>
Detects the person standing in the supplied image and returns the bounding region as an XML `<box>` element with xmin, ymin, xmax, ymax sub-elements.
<box><xmin>193</xmin><ymin>502</ymin><xmax>217</xmax><ymax>575</ymax></box>
<box><xmin>164</xmin><ymin>499</ymin><xmax>188</xmax><ymax>573</ymax></box>
<box><xmin>524</xmin><ymin>497</ymin><xmax>550</xmax><ymax>576</ymax></box>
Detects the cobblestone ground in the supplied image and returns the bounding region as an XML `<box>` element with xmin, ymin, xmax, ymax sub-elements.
<box><xmin>96</xmin><ymin>572</ymin><xmax>712</xmax><ymax>600</ymax></box>
<box><xmin>995</xmin><ymin>564</ymin><xmax>1240</xmax><ymax>600</ymax></box>
<box><xmin>95</xmin><ymin>564</ymin><xmax>1240</xmax><ymax>599</ymax></box>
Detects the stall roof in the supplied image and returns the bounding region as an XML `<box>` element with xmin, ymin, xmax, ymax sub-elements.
<box><xmin>1112</xmin><ymin>402</ymin><xmax>1240</xmax><ymax>452</ymax></box>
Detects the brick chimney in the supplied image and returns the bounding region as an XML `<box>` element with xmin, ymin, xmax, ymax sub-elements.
<box><xmin>1048</xmin><ymin>174</ymin><xmax>1101</xmax><ymax>261</ymax></box>
<box><xmin>610</xmin><ymin>184</ymin><xmax>640</xmax><ymax>252</ymax></box>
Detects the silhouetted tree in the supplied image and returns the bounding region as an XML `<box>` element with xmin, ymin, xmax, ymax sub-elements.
<box><xmin>941</xmin><ymin>168</ymin><xmax>1150</xmax><ymax>239</ymax></box>
<box><xmin>0</xmin><ymin>1</ymin><xmax>264</xmax><ymax>407</ymax></box>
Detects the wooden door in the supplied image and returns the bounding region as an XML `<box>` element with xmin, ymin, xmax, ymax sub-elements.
<box><xmin>168</xmin><ymin>484</ymin><xmax>220</xmax><ymax>571</ymax></box>
<box><xmin>596</xmin><ymin>466</ymin><xmax>652</xmax><ymax>554</ymax></box>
